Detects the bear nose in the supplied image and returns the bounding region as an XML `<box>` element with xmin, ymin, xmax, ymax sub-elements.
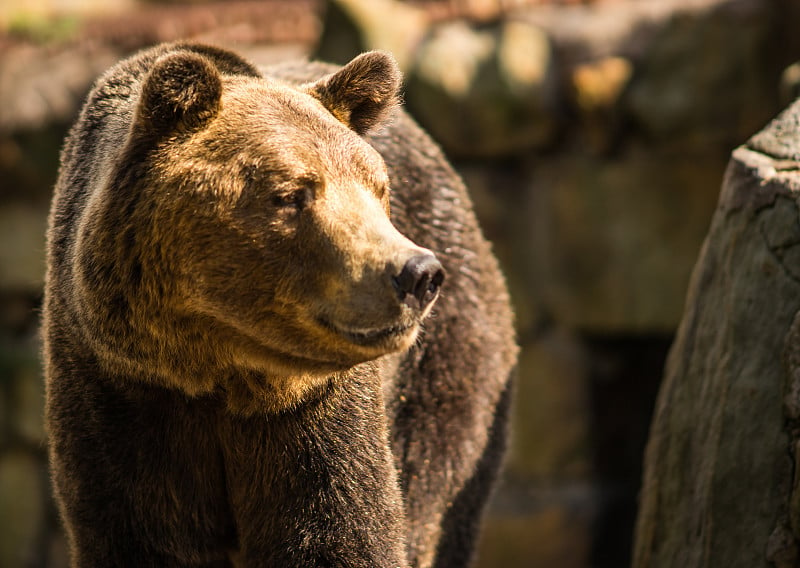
<box><xmin>392</xmin><ymin>254</ymin><xmax>445</xmax><ymax>311</ymax></box>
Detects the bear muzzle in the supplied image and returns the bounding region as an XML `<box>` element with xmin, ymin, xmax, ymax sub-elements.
<box><xmin>314</xmin><ymin>252</ymin><xmax>443</xmax><ymax>353</ymax></box>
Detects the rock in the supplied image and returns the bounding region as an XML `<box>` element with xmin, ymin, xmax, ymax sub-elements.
<box><xmin>523</xmin><ymin>144</ymin><xmax>724</xmax><ymax>332</ymax></box>
<box><xmin>0</xmin><ymin>451</ymin><xmax>46</xmax><ymax>568</ymax></box>
<box><xmin>633</xmin><ymin>98</ymin><xmax>800</xmax><ymax>567</ymax></box>
<box><xmin>570</xmin><ymin>56</ymin><xmax>632</xmax><ymax>153</ymax></box>
<box><xmin>626</xmin><ymin>0</ymin><xmax>785</xmax><ymax>150</ymax></box>
<box><xmin>572</xmin><ymin>57</ymin><xmax>632</xmax><ymax>108</ymax></box>
<box><xmin>779</xmin><ymin>62</ymin><xmax>800</xmax><ymax>110</ymax></box>
<box><xmin>405</xmin><ymin>17</ymin><xmax>560</xmax><ymax>158</ymax></box>
<box><xmin>314</xmin><ymin>0</ymin><xmax>428</xmax><ymax>70</ymax></box>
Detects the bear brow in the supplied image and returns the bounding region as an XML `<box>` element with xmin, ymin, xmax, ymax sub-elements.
<box><xmin>225</xmin><ymin>89</ymin><xmax>385</xmax><ymax>187</ymax></box>
<box><xmin>241</xmin><ymin>159</ymin><xmax>321</xmax><ymax>191</ymax></box>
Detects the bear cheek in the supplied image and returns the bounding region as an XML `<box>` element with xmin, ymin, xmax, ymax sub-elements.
<box><xmin>179</xmin><ymin>228</ymin><xmax>280</xmax><ymax>314</ymax></box>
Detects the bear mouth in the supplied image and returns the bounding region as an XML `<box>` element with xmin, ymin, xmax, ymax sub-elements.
<box><xmin>318</xmin><ymin>318</ymin><xmax>417</xmax><ymax>348</ymax></box>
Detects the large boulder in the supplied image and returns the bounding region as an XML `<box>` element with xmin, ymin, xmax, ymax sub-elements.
<box><xmin>633</xmin><ymin>99</ymin><xmax>800</xmax><ymax>567</ymax></box>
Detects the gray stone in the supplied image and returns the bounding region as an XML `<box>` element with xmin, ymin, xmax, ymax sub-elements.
<box><xmin>749</xmin><ymin>93</ymin><xmax>800</xmax><ymax>161</ymax></box>
<box><xmin>633</xmin><ymin>98</ymin><xmax>800</xmax><ymax>567</ymax></box>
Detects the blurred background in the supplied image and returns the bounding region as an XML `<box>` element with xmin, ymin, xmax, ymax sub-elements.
<box><xmin>2</xmin><ymin>0</ymin><xmax>800</xmax><ymax>566</ymax></box>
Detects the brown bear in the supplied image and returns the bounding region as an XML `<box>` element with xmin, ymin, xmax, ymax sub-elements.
<box><xmin>43</xmin><ymin>42</ymin><xmax>517</xmax><ymax>568</ymax></box>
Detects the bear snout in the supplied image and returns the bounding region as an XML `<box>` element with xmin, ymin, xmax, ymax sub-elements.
<box><xmin>392</xmin><ymin>253</ymin><xmax>445</xmax><ymax>312</ymax></box>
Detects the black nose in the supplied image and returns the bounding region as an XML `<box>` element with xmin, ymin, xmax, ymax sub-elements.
<box><xmin>393</xmin><ymin>254</ymin><xmax>445</xmax><ymax>311</ymax></box>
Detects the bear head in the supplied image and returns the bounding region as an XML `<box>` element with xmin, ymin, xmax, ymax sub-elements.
<box><xmin>73</xmin><ymin>46</ymin><xmax>444</xmax><ymax>413</ymax></box>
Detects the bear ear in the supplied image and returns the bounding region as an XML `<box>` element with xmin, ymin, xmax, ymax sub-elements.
<box><xmin>135</xmin><ymin>51</ymin><xmax>222</xmax><ymax>137</ymax></box>
<box><xmin>307</xmin><ymin>51</ymin><xmax>402</xmax><ymax>135</ymax></box>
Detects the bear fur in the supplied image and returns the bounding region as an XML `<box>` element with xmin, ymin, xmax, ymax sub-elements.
<box><xmin>43</xmin><ymin>42</ymin><xmax>517</xmax><ymax>568</ymax></box>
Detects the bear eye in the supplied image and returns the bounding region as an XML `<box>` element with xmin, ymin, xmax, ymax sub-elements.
<box><xmin>271</xmin><ymin>191</ymin><xmax>306</xmax><ymax>211</ymax></box>
<box><xmin>271</xmin><ymin>178</ymin><xmax>318</xmax><ymax>212</ymax></box>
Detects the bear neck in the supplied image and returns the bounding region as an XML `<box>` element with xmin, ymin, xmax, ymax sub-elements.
<box><xmin>77</xmin><ymin>297</ymin><xmax>371</xmax><ymax>415</ymax></box>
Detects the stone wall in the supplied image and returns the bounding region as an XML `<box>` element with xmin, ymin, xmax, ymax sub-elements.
<box><xmin>1</xmin><ymin>0</ymin><xmax>799</xmax><ymax>566</ymax></box>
